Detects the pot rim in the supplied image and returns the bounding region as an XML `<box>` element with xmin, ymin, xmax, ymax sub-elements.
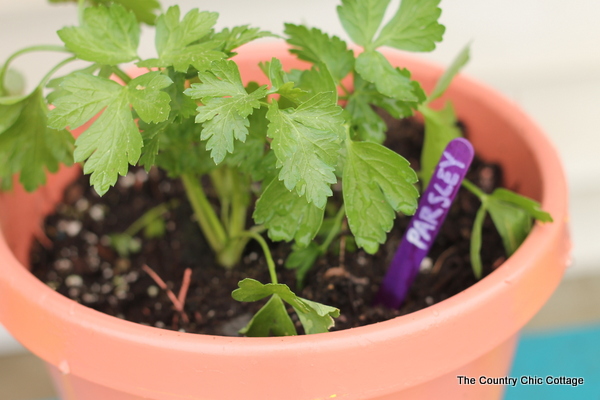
<box><xmin>0</xmin><ymin>42</ymin><xmax>570</xmax><ymax>398</ymax></box>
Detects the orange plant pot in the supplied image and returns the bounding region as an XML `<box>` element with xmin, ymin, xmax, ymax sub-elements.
<box><xmin>0</xmin><ymin>43</ymin><xmax>570</xmax><ymax>400</ymax></box>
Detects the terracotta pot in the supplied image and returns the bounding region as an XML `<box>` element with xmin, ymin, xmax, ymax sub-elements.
<box><xmin>0</xmin><ymin>43</ymin><xmax>570</xmax><ymax>400</ymax></box>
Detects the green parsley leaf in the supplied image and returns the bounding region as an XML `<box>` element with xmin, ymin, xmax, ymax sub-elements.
<box><xmin>261</xmin><ymin>58</ymin><xmax>307</xmax><ymax>104</ymax></box>
<box><xmin>268</xmin><ymin>62</ymin><xmax>338</xmax><ymax>106</ymax></box>
<box><xmin>345</xmin><ymin>93</ymin><xmax>387</xmax><ymax>143</ymax></box>
<box><xmin>336</xmin><ymin>0</ymin><xmax>391</xmax><ymax>48</ymax></box>
<box><xmin>284</xmin><ymin>69</ymin><xmax>304</xmax><ymax>85</ymax></box>
<box><xmin>164</xmin><ymin>68</ymin><xmax>198</xmax><ymax>122</ymax></box>
<box><xmin>136</xmin><ymin>69</ymin><xmax>200</xmax><ymax>171</ymax></box>
<box><xmin>138</xmin><ymin>119</ymin><xmax>170</xmax><ymax>171</ymax></box>
<box><xmin>285</xmin><ymin>242</ymin><xmax>321</xmax><ymax>289</ymax></box>
<box><xmin>48</xmin><ymin>72</ymin><xmax>172</xmax><ymax>195</ymax></box>
<box><xmin>346</xmin><ymin>74</ymin><xmax>418</xmax><ymax>143</ymax></box>
<box><xmin>46</xmin><ymin>64</ymin><xmax>100</xmax><ymax>104</ymax></box>
<box><xmin>355</xmin><ymin>50</ymin><xmax>424</xmax><ymax>102</ymax></box>
<box><xmin>213</xmin><ymin>25</ymin><xmax>275</xmax><ymax>55</ymax></box>
<box><xmin>239</xmin><ymin>295</ymin><xmax>297</xmax><ymax>337</ymax></box>
<box><xmin>343</xmin><ymin>140</ymin><xmax>419</xmax><ymax>253</ymax></box>
<box><xmin>99</xmin><ymin>0</ymin><xmax>161</xmax><ymax>26</ymax></box>
<box><xmin>233</xmin><ymin>279</ymin><xmax>286</xmax><ymax>302</ymax></box>
<box><xmin>155</xmin><ymin>6</ymin><xmax>216</xmax><ymax>57</ymax></box>
<box><xmin>266</xmin><ymin>94</ymin><xmax>344</xmax><ymax>208</ymax></box>
<box><xmin>295</xmin><ymin>298</ymin><xmax>340</xmax><ymax>334</ymax></box>
<box><xmin>232</xmin><ymin>278</ymin><xmax>340</xmax><ymax>335</ymax></box>
<box><xmin>128</xmin><ymin>72</ymin><xmax>173</xmax><ymax>123</ymax></box>
<box><xmin>137</xmin><ymin>6</ymin><xmax>224</xmax><ymax>72</ymax></box>
<box><xmin>428</xmin><ymin>44</ymin><xmax>470</xmax><ymax>102</ymax></box>
<box><xmin>48</xmin><ymin>73</ymin><xmax>122</xmax><ymax>130</ymax></box>
<box><xmin>294</xmin><ymin>63</ymin><xmax>338</xmax><ymax>104</ymax></box>
<box><xmin>1</xmin><ymin>69</ymin><xmax>25</xmax><ymax>98</ymax></box>
<box><xmin>152</xmin><ymin>118</ymin><xmax>216</xmax><ymax>177</ymax></box>
<box><xmin>70</xmin><ymin>97</ymin><xmax>139</xmax><ymax>195</ymax></box>
<box><xmin>284</xmin><ymin>23</ymin><xmax>354</xmax><ymax>82</ymax></box>
<box><xmin>371</xmin><ymin>90</ymin><xmax>420</xmax><ymax>119</ymax></box>
<box><xmin>252</xmin><ymin>150</ymin><xmax>279</xmax><ymax>184</ymax></box>
<box><xmin>184</xmin><ymin>60</ymin><xmax>268</xmax><ymax>164</ymax></box>
<box><xmin>419</xmin><ymin>102</ymin><xmax>461</xmax><ymax>188</ymax></box>
<box><xmin>49</xmin><ymin>0</ymin><xmax>161</xmax><ymax>25</ymax></box>
<box><xmin>0</xmin><ymin>96</ymin><xmax>25</xmax><ymax>134</ymax></box>
<box><xmin>223</xmin><ymin>104</ymin><xmax>270</xmax><ymax>180</ymax></box>
<box><xmin>490</xmin><ymin>189</ymin><xmax>553</xmax><ymax>223</ymax></box>
<box><xmin>58</xmin><ymin>4</ymin><xmax>140</xmax><ymax>65</ymax></box>
<box><xmin>138</xmin><ymin>41</ymin><xmax>224</xmax><ymax>73</ymax></box>
<box><xmin>470</xmin><ymin>188</ymin><xmax>553</xmax><ymax>279</ymax></box>
<box><xmin>487</xmin><ymin>197</ymin><xmax>532</xmax><ymax>258</ymax></box>
<box><xmin>254</xmin><ymin>178</ymin><xmax>325</xmax><ymax>247</ymax></box>
<box><xmin>373</xmin><ymin>0</ymin><xmax>445</xmax><ymax>52</ymax></box>
<box><xmin>0</xmin><ymin>89</ymin><xmax>74</xmax><ymax>191</ymax></box>
<box><xmin>487</xmin><ymin>188</ymin><xmax>553</xmax><ymax>256</ymax></box>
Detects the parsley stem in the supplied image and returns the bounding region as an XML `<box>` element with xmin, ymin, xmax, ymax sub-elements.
<box><xmin>209</xmin><ymin>167</ymin><xmax>252</xmax><ymax>269</ymax></box>
<box><xmin>229</xmin><ymin>175</ymin><xmax>249</xmax><ymax>238</ymax></box>
<box><xmin>124</xmin><ymin>199</ymin><xmax>179</xmax><ymax>237</ymax></box>
<box><xmin>39</xmin><ymin>56</ymin><xmax>78</xmax><ymax>88</ymax></box>
<box><xmin>339</xmin><ymin>82</ymin><xmax>351</xmax><ymax>96</ymax></box>
<box><xmin>2</xmin><ymin>45</ymin><xmax>71</xmax><ymax>66</ymax></box>
<box><xmin>181</xmin><ymin>173</ymin><xmax>228</xmax><ymax>254</ymax></box>
<box><xmin>209</xmin><ymin>167</ymin><xmax>249</xmax><ymax>238</ymax></box>
<box><xmin>236</xmin><ymin>230</ymin><xmax>278</xmax><ymax>284</ymax></box>
<box><xmin>0</xmin><ymin>45</ymin><xmax>72</xmax><ymax>91</ymax></box>
<box><xmin>111</xmin><ymin>66</ymin><xmax>132</xmax><ymax>84</ymax></box>
<box><xmin>470</xmin><ymin>205</ymin><xmax>488</xmax><ymax>279</ymax></box>
<box><xmin>462</xmin><ymin>178</ymin><xmax>487</xmax><ymax>201</ymax></box>
<box><xmin>77</xmin><ymin>0</ymin><xmax>86</xmax><ymax>25</ymax></box>
<box><xmin>216</xmin><ymin>225</ymin><xmax>266</xmax><ymax>268</ymax></box>
<box><xmin>319</xmin><ymin>205</ymin><xmax>346</xmax><ymax>254</ymax></box>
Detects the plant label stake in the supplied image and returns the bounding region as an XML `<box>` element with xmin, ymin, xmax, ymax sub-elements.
<box><xmin>376</xmin><ymin>138</ymin><xmax>474</xmax><ymax>309</ymax></box>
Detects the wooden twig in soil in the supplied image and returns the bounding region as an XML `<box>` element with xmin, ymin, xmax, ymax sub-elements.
<box><xmin>324</xmin><ymin>219</ymin><xmax>350</xmax><ymax>280</ymax></box>
<box><xmin>492</xmin><ymin>256</ymin><xmax>506</xmax><ymax>270</ymax></box>
<box><xmin>142</xmin><ymin>264</ymin><xmax>191</xmax><ymax>325</ymax></box>
<box><xmin>177</xmin><ymin>267</ymin><xmax>192</xmax><ymax>305</ymax></box>
<box><xmin>34</xmin><ymin>227</ymin><xmax>53</xmax><ymax>249</ymax></box>
<box><xmin>431</xmin><ymin>246</ymin><xmax>458</xmax><ymax>275</ymax></box>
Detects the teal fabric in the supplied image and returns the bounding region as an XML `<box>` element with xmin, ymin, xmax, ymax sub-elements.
<box><xmin>505</xmin><ymin>323</ymin><xmax>600</xmax><ymax>399</ymax></box>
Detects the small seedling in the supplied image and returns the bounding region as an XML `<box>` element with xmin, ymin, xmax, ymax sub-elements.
<box><xmin>108</xmin><ymin>199</ymin><xmax>179</xmax><ymax>257</ymax></box>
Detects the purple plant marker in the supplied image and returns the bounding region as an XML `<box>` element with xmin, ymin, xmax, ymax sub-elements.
<box><xmin>376</xmin><ymin>138</ymin><xmax>474</xmax><ymax>309</ymax></box>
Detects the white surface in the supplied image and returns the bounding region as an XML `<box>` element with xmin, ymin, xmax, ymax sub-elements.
<box><xmin>0</xmin><ymin>0</ymin><xmax>598</xmax><ymax>352</ymax></box>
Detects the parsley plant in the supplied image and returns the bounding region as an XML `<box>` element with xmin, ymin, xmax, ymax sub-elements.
<box><xmin>0</xmin><ymin>0</ymin><xmax>551</xmax><ymax>336</ymax></box>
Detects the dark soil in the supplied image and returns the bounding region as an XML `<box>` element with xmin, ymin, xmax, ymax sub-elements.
<box><xmin>30</xmin><ymin>115</ymin><xmax>505</xmax><ymax>336</ymax></box>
